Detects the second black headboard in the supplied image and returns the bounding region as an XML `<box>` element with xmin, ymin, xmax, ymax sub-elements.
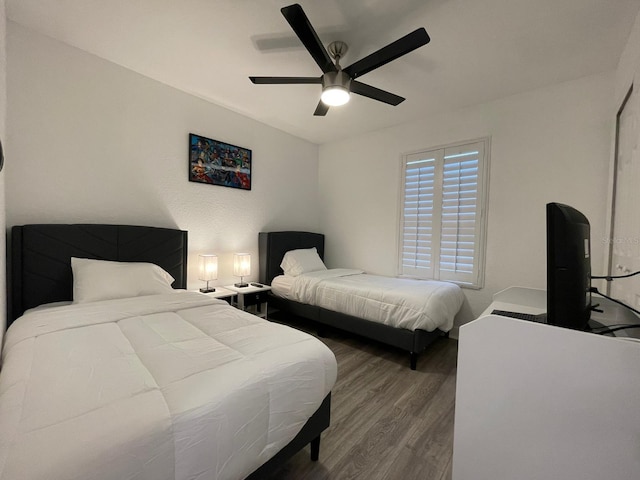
<box><xmin>259</xmin><ymin>231</ymin><xmax>325</xmax><ymax>285</ymax></box>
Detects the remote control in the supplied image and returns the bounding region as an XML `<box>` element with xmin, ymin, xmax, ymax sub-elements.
<box><xmin>251</xmin><ymin>283</ymin><xmax>263</xmax><ymax>288</ymax></box>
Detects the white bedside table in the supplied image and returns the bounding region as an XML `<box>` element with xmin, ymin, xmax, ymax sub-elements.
<box><xmin>197</xmin><ymin>286</ymin><xmax>236</xmax><ymax>304</ymax></box>
<box><xmin>224</xmin><ymin>284</ymin><xmax>272</xmax><ymax>319</ymax></box>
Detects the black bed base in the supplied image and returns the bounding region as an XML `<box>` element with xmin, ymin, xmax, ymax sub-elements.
<box><xmin>246</xmin><ymin>393</ymin><xmax>331</xmax><ymax>479</ymax></box>
<box><xmin>268</xmin><ymin>294</ymin><xmax>445</xmax><ymax>370</ymax></box>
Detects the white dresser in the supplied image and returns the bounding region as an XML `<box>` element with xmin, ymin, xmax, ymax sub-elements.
<box><xmin>452</xmin><ymin>287</ymin><xmax>640</xmax><ymax>480</ymax></box>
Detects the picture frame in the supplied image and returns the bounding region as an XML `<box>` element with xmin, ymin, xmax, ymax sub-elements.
<box><xmin>189</xmin><ymin>133</ymin><xmax>251</xmax><ymax>190</ymax></box>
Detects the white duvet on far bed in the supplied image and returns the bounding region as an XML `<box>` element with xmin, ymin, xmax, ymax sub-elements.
<box><xmin>0</xmin><ymin>291</ymin><xmax>337</xmax><ymax>480</ymax></box>
<box><xmin>272</xmin><ymin>269</ymin><xmax>464</xmax><ymax>332</ymax></box>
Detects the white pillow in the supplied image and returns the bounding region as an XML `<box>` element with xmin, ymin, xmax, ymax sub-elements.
<box><xmin>280</xmin><ymin>247</ymin><xmax>327</xmax><ymax>277</ymax></box>
<box><xmin>71</xmin><ymin>257</ymin><xmax>175</xmax><ymax>304</ymax></box>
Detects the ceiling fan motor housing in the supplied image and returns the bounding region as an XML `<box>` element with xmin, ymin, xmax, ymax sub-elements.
<box><xmin>322</xmin><ymin>70</ymin><xmax>352</xmax><ymax>90</ymax></box>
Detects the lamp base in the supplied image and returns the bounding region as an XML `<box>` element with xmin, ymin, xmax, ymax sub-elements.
<box><xmin>199</xmin><ymin>287</ymin><xmax>216</xmax><ymax>293</ymax></box>
<box><xmin>234</xmin><ymin>282</ymin><xmax>249</xmax><ymax>288</ymax></box>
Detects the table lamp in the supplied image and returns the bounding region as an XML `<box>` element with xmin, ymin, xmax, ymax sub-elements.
<box><xmin>233</xmin><ymin>253</ymin><xmax>250</xmax><ymax>287</ymax></box>
<box><xmin>198</xmin><ymin>254</ymin><xmax>218</xmax><ymax>293</ymax></box>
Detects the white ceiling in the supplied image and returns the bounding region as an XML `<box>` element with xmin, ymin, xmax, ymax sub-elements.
<box><xmin>7</xmin><ymin>0</ymin><xmax>640</xmax><ymax>144</ymax></box>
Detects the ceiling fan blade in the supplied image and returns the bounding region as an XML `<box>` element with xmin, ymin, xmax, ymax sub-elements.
<box><xmin>351</xmin><ymin>81</ymin><xmax>405</xmax><ymax>106</ymax></box>
<box><xmin>281</xmin><ymin>4</ymin><xmax>337</xmax><ymax>74</ymax></box>
<box><xmin>250</xmin><ymin>76</ymin><xmax>321</xmax><ymax>84</ymax></box>
<box><xmin>344</xmin><ymin>28</ymin><xmax>430</xmax><ymax>79</ymax></box>
<box><xmin>314</xmin><ymin>100</ymin><xmax>329</xmax><ymax>116</ymax></box>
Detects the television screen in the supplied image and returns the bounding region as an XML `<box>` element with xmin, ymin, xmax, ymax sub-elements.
<box><xmin>546</xmin><ymin>202</ymin><xmax>592</xmax><ymax>330</ymax></box>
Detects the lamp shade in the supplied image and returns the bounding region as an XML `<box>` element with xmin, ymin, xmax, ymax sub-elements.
<box><xmin>233</xmin><ymin>253</ymin><xmax>251</xmax><ymax>277</ymax></box>
<box><xmin>198</xmin><ymin>254</ymin><xmax>218</xmax><ymax>281</ymax></box>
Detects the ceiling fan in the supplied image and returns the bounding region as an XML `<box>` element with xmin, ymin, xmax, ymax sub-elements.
<box><xmin>249</xmin><ymin>3</ymin><xmax>430</xmax><ymax>116</ymax></box>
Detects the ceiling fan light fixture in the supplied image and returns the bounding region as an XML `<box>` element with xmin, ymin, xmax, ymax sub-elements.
<box><xmin>320</xmin><ymin>70</ymin><xmax>351</xmax><ymax>106</ymax></box>
<box><xmin>321</xmin><ymin>86</ymin><xmax>350</xmax><ymax>106</ymax></box>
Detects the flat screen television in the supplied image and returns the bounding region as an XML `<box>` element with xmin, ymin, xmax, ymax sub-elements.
<box><xmin>546</xmin><ymin>202</ymin><xmax>592</xmax><ymax>330</ymax></box>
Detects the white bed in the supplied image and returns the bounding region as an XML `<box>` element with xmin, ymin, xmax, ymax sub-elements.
<box><xmin>5</xmin><ymin>224</ymin><xmax>338</xmax><ymax>480</ymax></box>
<box><xmin>0</xmin><ymin>291</ymin><xmax>337</xmax><ymax>480</ymax></box>
<box><xmin>260</xmin><ymin>232</ymin><xmax>465</xmax><ymax>369</ymax></box>
<box><xmin>271</xmin><ymin>268</ymin><xmax>464</xmax><ymax>332</ymax></box>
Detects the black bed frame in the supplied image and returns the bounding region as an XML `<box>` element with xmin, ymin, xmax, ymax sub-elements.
<box><xmin>259</xmin><ymin>231</ymin><xmax>447</xmax><ymax>370</ymax></box>
<box><xmin>9</xmin><ymin>224</ymin><xmax>331</xmax><ymax>478</ymax></box>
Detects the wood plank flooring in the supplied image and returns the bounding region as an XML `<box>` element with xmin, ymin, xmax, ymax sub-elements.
<box><xmin>265</xmin><ymin>313</ymin><xmax>458</xmax><ymax>480</ymax></box>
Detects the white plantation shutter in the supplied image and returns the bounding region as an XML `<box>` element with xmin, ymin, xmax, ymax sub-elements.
<box><xmin>401</xmin><ymin>153</ymin><xmax>441</xmax><ymax>278</ymax></box>
<box><xmin>399</xmin><ymin>139</ymin><xmax>488</xmax><ymax>288</ymax></box>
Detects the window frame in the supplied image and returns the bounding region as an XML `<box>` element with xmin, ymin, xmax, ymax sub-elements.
<box><xmin>397</xmin><ymin>137</ymin><xmax>490</xmax><ymax>289</ymax></box>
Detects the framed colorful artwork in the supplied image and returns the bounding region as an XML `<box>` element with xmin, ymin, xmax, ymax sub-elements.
<box><xmin>189</xmin><ymin>133</ymin><xmax>251</xmax><ymax>190</ymax></box>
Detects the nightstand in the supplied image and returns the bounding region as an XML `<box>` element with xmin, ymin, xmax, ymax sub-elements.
<box><xmin>224</xmin><ymin>284</ymin><xmax>272</xmax><ymax>319</ymax></box>
<box><xmin>197</xmin><ymin>286</ymin><xmax>236</xmax><ymax>304</ymax></box>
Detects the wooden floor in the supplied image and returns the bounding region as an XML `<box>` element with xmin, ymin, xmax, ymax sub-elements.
<box><xmin>265</xmin><ymin>313</ymin><xmax>458</xmax><ymax>480</ymax></box>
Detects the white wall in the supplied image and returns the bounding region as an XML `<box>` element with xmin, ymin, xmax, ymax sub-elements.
<box><xmin>0</xmin><ymin>0</ymin><xmax>7</xmax><ymax>345</ymax></box>
<box><xmin>6</xmin><ymin>23</ymin><xmax>320</xmax><ymax>290</ymax></box>
<box><xmin>318</xmin><ymin>72</ymin><xmax>614</xmax><ymax>328</ymax></box>
<box><xmin>615</xmin><ymin>10</ymin><xmax>640</xmax><ymax>107</ymax></box>
<box><xmin>606</xmin><ymin>9</ymin><xmax>640</xmax><ymax>309</ymax></box>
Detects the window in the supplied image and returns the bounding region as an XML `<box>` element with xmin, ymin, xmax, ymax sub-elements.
<box><xmin>398</xmin><ymin>138</ymin><xmax>489</xmax><ymax>288</ymax></box>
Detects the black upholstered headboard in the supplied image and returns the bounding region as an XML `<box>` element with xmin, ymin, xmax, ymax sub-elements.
<box><xmin>259</xmin><ymin>231</ymin><xmax>324</xmax><ymax>285</ymax></box>
<box><xmin>10</xmin><ymin>224</ymin><xmax>188</xmax><ymax>324</ymax></box>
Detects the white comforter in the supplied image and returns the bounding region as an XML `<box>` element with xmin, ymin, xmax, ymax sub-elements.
<box><xmin>0</xmin><ymin>292</ymin><xmax>337</xmax><ymax>480</ymax></box>
<box><xmin>287</xmin><ymin>269</ymin><xmax>464</xmax><ymax>332</ymax></box>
